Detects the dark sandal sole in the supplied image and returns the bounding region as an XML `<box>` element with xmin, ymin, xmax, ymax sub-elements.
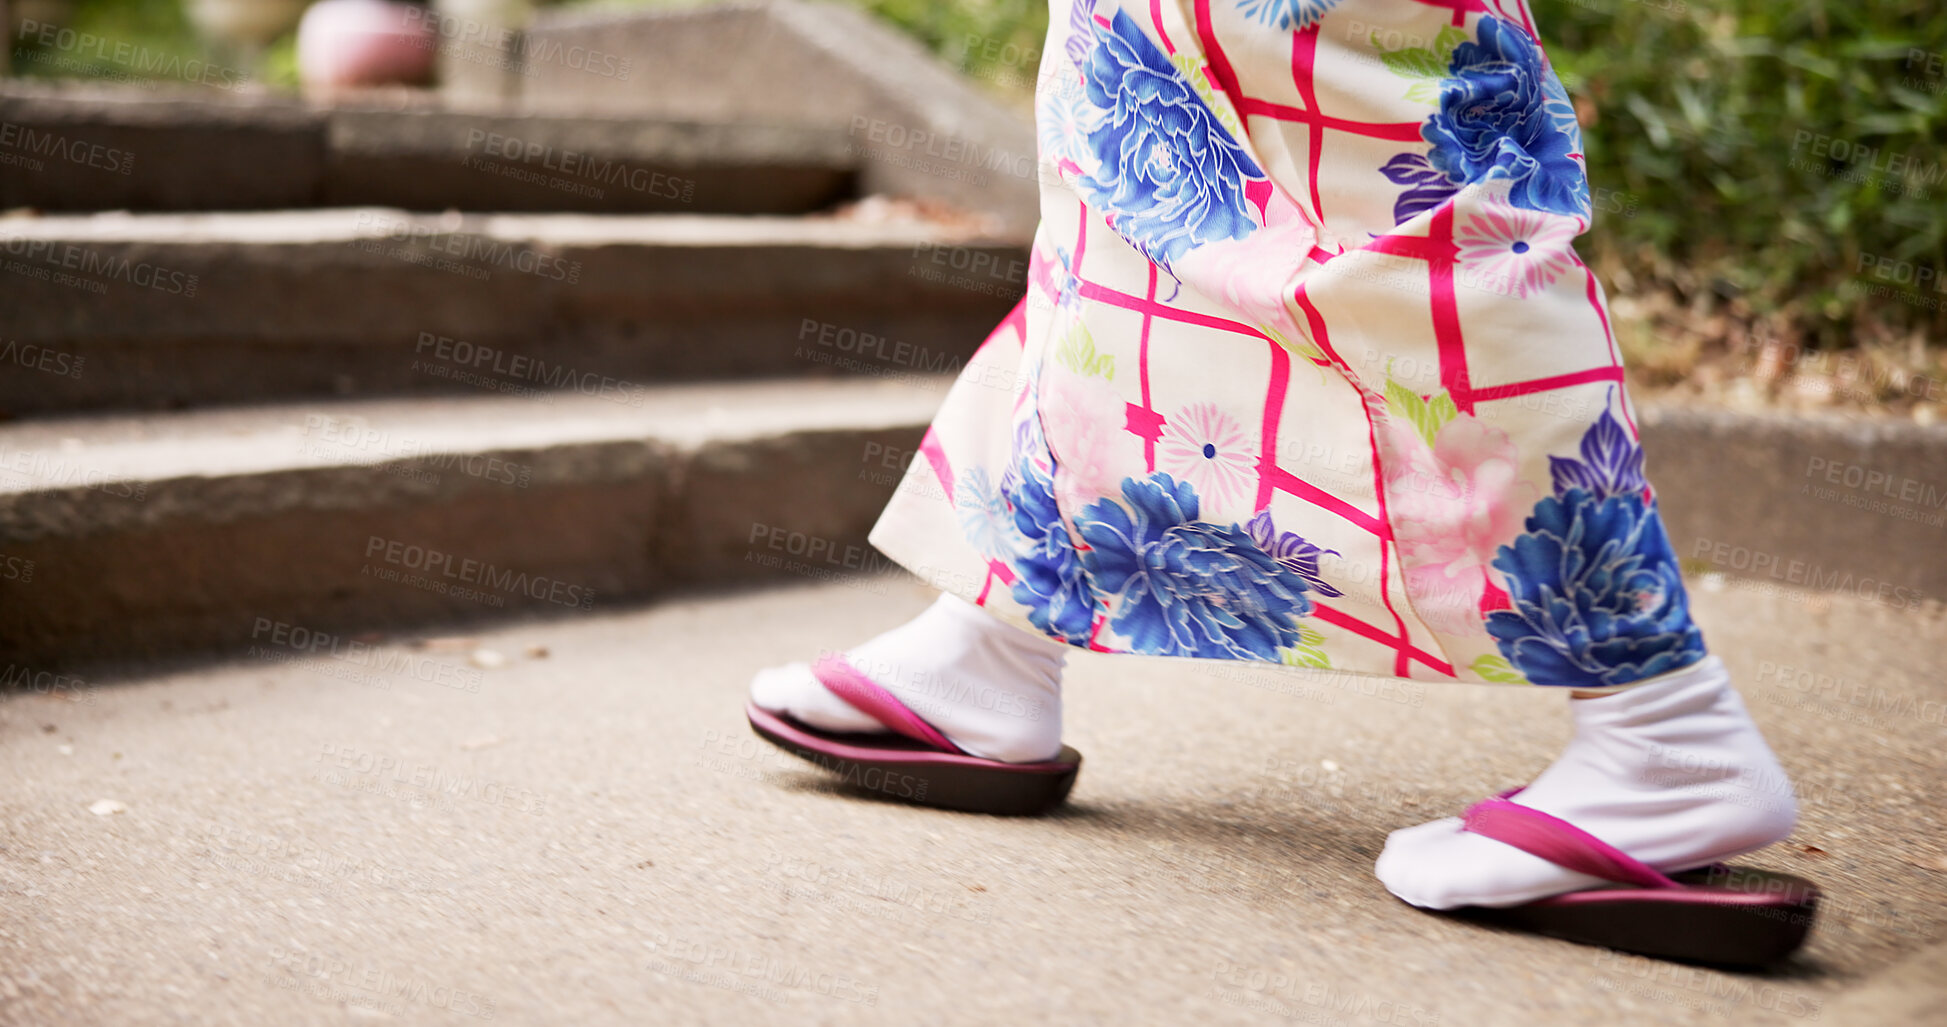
<box><xmin>1456</xmin><ymin>865</ymin><xmax>1820</xmax><ymax>967</ymax></box>
<box><xmin>746</xmin><ymin>702</ymin><xmax>1081</xmax><ymax>816</ymax></box>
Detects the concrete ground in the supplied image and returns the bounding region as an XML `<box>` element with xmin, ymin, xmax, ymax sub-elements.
<box><xmin>2</xmin><ymin>573</ymin><xmax>1943</xmax><ymax>1026</ymax></box>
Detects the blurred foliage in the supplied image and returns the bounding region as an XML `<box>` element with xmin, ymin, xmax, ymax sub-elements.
<box><xmin>844</xmin><ymin>0</ymin><xmax>1046</xmax><ymax>86</ymax></box>
<box><xmin>576</xmin><ymin>0</ymin><xmax>1051</xmax><ymax>87</ymax></box>
<box><xmin>872</xmin><ymin>0</ymin><xmax>1947</xmax><ymax>347</ymax></box>
<box><xmin>1537</xmin><ymin>0</ymin><xmax>1947</xmax><ymax>347</ymax></box>
<box><xmin>12</xmin><ymin>0</ymin><xmax>199</xmax><ymax>77</ymax></box>
<box><xmin>611</xmin><ymin>0</ymin><xmax>1947</xmax><ymax>347</ymax></box>
<box><xmin>10</xmin><ymin>0</ymin><xmax>300</xmax><ymax>87</ymax></box>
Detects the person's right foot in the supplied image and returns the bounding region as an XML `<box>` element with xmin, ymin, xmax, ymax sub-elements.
<box><xmin>1374</xmin><ymin>655</ymin><xmax>1798</xmax><ymax>909</ymax></box>
<box><xmin>748</xmin><ymin>593</ymin><xmax>1068</xmax><ymax>763</ymax></box>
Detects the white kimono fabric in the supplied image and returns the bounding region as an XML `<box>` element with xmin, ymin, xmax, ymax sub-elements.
<box><xmin>870</xmin><ymin>0</ymin><xmax>1704</xmax><ymax>689</ymax></box>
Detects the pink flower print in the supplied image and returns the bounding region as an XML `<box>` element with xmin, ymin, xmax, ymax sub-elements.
<box><xmin>1159</xmin><ymin>401</ymin><xmax>1258</xmax><ymax>512</ymax></box>
<box><xmin>1455</xmin><ymin>199</ymin><xmax>1578</xmax><ymax>299</ymax></box>
<box><xmin>1178</xmin><ymin>195</ymin><xmax>1319</xmax><ymax>349</ymax></box>
<box><xmin>1380</xmin><ymin>413</ymin><xmax>1534</xmax><ymax>635</ymax></box>
<box><xmin>1042</xmin><ymin>373</ymin><xmax>1143</xmax><ymax>520</ymax></box>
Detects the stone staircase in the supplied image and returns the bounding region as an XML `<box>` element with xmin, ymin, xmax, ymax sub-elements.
<box><xmin>0</xmin><ymin>81</ymin><xmax>858</xmax><ymax>215</ymax></box>
<box><xmin>0</xmin><ymin>208</ymin><xmax>1018</xmax><ymax>413</ymax></box>
<box><xmin>8</xmin><ymin>1</ymin><xmax>1942</xmax><ymax>673</ymax></box>
<box><xmin>0</xmin><ymin>2</ymin><xmax>1037</xmax><ymax>670</ymax></box>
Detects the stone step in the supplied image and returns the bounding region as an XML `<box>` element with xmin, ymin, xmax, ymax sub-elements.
<box><xmin>0</xmin><ymin>377</ymin><xmax>947</xmax><ymax>668</ymax></box>
<box><xmin>3</xmin><ymin>381</ymin><xmax>1943</xmax><ymax>670</ymax></box>
<box><xmin>0</xmin><ymin>208</ymin><xmax>1026</xmax><ymax>415</ymax></box>
<box><xmin>0</xmin><ymin>81</ymin><xmax>857</xmax><ymax>215</ymax></box>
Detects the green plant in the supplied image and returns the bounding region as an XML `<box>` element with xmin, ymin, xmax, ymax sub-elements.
<box><xmin>845</xmin><ymin>0</ymin><xmax>1046</xmax><ymax>85</ymax></box>
<box><xmin>1537</xmin><ymin>0</ymin><xmax>1947</xmax><ymax>347</ymax></box>
<box><xmin>10</xmin><ymin>0</ymin><xmax>299</xmax><ymax>88</ymax></box>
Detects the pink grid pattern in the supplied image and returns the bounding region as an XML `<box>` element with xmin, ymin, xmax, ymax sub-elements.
<box><xmin>921</xmin><ymin>1</ymin><xmax>1637</xmax><ymax>680</ymax></box>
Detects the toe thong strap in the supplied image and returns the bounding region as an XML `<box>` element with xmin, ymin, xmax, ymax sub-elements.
<box><xmin>1460</xmin><ymin>795</ymin><xmax>1682</xmax><ymax>890</ymax></box>
<box><xmin>810</xmin><ymin>654</ymin><xmax>966</xmax><ymax>755</ymax></box>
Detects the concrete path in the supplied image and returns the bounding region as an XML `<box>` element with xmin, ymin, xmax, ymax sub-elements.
<box><xmin>3</xmin><ymin>573</ymin><xmax>1943</xmax><ymax>1025</ymax></box>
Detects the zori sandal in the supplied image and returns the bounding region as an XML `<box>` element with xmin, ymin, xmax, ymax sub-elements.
<box><xmin>745</xmin><ymin>654</ymin><xmax>1082</xmax><ymax>816</ymax></box>
<box><xmin>1431</xmin><ymin>793</ymin><xmax>1819</xmax><ymax>966</ymax></box>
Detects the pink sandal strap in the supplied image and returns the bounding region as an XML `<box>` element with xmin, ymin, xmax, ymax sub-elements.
<box><xmin>1460</xmin><ymin>792</ymin><xmax>1683</xmax><ymax>891</ymax></box>
<box><xmin>810</xmin><ymin>654</ymin><xmax>966</xmax><ymax>755</ymax></box>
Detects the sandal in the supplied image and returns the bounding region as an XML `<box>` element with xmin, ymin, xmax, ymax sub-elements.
<box><xmin>746</xmin><ymin>654</ymin><xmax>1082</xmax><ymax>816</ymax></box>
<box><xmin>1432</xmin><ymin>792</ymin><xmax>1819</xmax><ymax>966</ymax></box>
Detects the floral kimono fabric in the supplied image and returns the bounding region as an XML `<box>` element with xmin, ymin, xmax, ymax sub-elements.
<box><xmin>869</xmin><ymin>0</ymin><xmax>1705</xmax><ymax>689</ymax></box>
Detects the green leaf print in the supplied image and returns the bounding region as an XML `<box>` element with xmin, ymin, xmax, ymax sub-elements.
<box><xmin>1403</xmin><ymin>79</ymin><xmax>1441</xmax><ymax>105</ymax></box>
<box><xmin>1056</xmin><ymin>321</ymin><xmax>1115</xmax><ymax>379</ymax></box>
<box><xmin>1383</xmin><ymin>378</ymin><xmax>1459</xmax><ymax>449</ymax></box>
<box><xmin>1433</xmin><ymin>25</ymin><xmax>1467</xmax><ymax>58</ymax></box>
<box><xmin>1470</xmin><ymin>653</ymin><xmax>1530</xmax><ymax>685</ymax></box>
<box><xmin>1280</xmin><ymin>624</ymin><xmax>1331</xmax><ymax>670</ymax></box>
<box><xmin>1265</xmin><ymin>324</ymin><xmax>1329</xmax><ymax>371</ymax></box>
<box><xmin>1425</xmin><ymin>392</ymin><xmax>1459</xmax><ymax>439</ymax></box>
<box><xmin>1379</xmin><ymin>45</ymin><xmax>1444</xmax><ymax>81</ymax></box>
<box><xmin>1170</xmin><ymin>52</ymin><xmax>1247</xmax><ymax>144</ymax></box>
<box><xmin>1374</xmin><ymin>24</ymin><xmax>1469</xmax><ymax>103</ymax></box>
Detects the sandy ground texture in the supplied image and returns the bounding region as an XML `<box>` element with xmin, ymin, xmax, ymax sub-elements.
<box><xmin>2</xmin><ymin>573</ymin><xmax>1943</xmax><ymax>1026</ymax></box>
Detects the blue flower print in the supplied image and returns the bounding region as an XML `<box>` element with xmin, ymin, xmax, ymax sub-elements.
<box><xmin>1486</xmin><ymin>488</ymin><xmax>1704</xmax><ymax>688</ymax></box>
<box><xmin>1245</xmin><ymin>510</ymin><xmax>1344</xmax><ymax>598</ymax></box>
<box><xmin>1238</xmin><ymin>0</ymin><xmax>1342</xmax><ymax>32</ymax></box>
<box><xmin>955</xmin><ymin>467</ymin><xmax>1012</xmax><ymax>559</ymax></box>
<box><xmin>1381</xmin><ymin>16</ymin><xmax>1590</xmax><ymax>224</ymax></box>
<box><xmin>1420</xmin><ymin>17</ymin><xmax>1589</xmax><ymax>217</ymax></box>
<box><xmin>998</xmin><ymin>417</ymin><xmax>1099</xmax><ymax>645</ymax></box>
<box><xmin>1064</xmin><ymin>0</ymin><xmax>1096</xmax><ymax>76</ymax></box>
<box><xmin>1379</xmin><ymin>151</ymin><xmax>1462</xmax><ymax>225</ymax></box>
<box><xmin>1547</xmin><ymin>405</ymin><xmax>1645</xmax><ymax>501</ymax></box>
<box><xmin>1081</xmin><ymin>9</ymin><xmax>1266</xmax><ymax>269</ymax></box>
<box><xmin>1486</xmin><ymin>410</ymin><xmax>1704</xmax><ymax>687</ymax></box>
<box><xmin>1076</xmin><ymin>475</ymin><xmax>1314</xmax><ymax>660</ymax></box>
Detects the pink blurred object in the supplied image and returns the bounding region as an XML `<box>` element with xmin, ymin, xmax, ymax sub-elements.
<box><xmin>297</xmin><ymin>0</ymin><xmax>436</xmax><ymax>89</ymax></box>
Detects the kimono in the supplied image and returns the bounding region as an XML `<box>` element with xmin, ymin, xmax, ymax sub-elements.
<box><xmin>868</xmin><ymin>0</ymin><xmax>1704</xmax><ymax>689</ymax></box>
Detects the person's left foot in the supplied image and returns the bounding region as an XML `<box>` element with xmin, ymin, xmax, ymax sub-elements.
<box><xmin>1374</xmin><ymin>655</ymin><xmax>1798</xmax><ymax>909</ymax></box>
<box><xmin>748</xmin><ymin>593</ymin><xmax>1068</xmax><ymax>763</ymax></box>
